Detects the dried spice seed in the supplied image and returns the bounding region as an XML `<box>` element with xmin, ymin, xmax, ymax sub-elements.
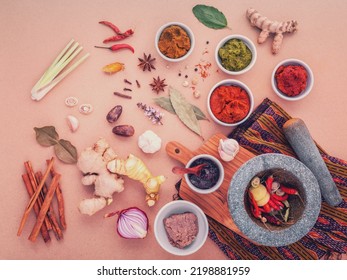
<box><xmin>124</xmin><ymin>79</ymin><xmax>132</xmax><ymax>85</ymax></box>
<box><xmin>112</xmin><ymin>125</ymin><xmax>135</xmax><ymax>137</ymax></box>
<box><xmin>138</xmin><ymin>53</ymin><xmax>156</xmax><ymax>72</ymax></box>
<box><xmin>123</xmin><ymin>88</ymin><xmax>132</xmax><ymax>92</ymax></box>
<box><xmin>136</xmin><ymin>80</ymin><xmax>141</xmax><ymax>88</ymax></box>
<box><xmin>150</xmin><ymin>76</ymin><xmax>167</xmax><ymax>94</ymax></box>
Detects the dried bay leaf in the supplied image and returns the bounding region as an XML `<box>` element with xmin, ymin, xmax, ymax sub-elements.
<box><xmin>34</xmin><ymin>125</ymin><xmax>78</xmax><ymax>164</ymax></box>
<box><xmin>169</xmin><ymin>87</ymin><xmax>202</xmax><ymax>138</ymax></box>
<box><xmin>34</xmin><ymin>126</ymin><xmax>59</xmax><ymax>147</ymax></box>
<box><xmin>153</xmin><ymin>96</ymin><xmax>209</xmax><ymax>121</ymax></box>
<box><xmin>54</xmin><ymin>139</ymin><xmax>78</xmax><ymax>164</ymax></box>
<box><xmin>153</xmin><ymin>97</ymin><xmax>176</xmax><ymax>114</ymax></box>
<box><xmin>192</xmin><ymin>4</ymin><xmax>228</xmax><ymax>30</ymax></box>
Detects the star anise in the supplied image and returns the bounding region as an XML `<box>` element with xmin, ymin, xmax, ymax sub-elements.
<box><xmin>150</xmin><ymin>76</ymin><xmax>167</xmax><ymax>94</ymax></box>
<box><xmin>138</xmin><ymin>53</ymin><xmax>156</xmax><ymax>72</ymax></box>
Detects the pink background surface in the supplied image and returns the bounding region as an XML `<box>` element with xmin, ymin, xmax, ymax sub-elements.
<box><xmin>1</xmin><ymin>0</ymin><xmax>347</xmax><ymax>260</ymax></box>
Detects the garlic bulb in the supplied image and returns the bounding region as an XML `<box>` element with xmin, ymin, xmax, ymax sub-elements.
<box><xmin>138</xmin><ymin>130</ymin><xmax>162</xmax><ymax>154</ymax></box>
<box><xmin>218</xmin><ymin>138</ymin><xmax>239</xmax><ymax>162</ymax></box>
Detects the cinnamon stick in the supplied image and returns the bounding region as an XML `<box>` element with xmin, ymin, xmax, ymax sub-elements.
<box><xmin>29</xmin><ymin>173</ymin><xmax>61</xmax><ymax>242</ymax></box>
<box><xmin>21</xmin><ymin>174</ymin><xmax>51</xmax><ymax>243</ymax></box>
<box><xmin>47</xmin><ymin>160</ymin><xmax>66</xmax><ymax>229</ymax></box>
<box><xmin>24</xmin><ymin>161</ymin><xmax>52</xmax><ymax>231</ymax></box>
<box><xmin>17</xmin><ymin>157</ymin><xmax>54</xmax><ymax>236</ymax></box>
<box><xmin>36</xmin><ymin>171</ymin><xmax>63</xmax><ymax>240</ymax></box>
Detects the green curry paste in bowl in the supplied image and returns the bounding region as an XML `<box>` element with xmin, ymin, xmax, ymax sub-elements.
<box><xmin>215</xmin><ymin>35</ymin><xmax>257</xmax><ymax>75</ymax></box>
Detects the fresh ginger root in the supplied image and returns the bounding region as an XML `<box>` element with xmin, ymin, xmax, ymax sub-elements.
<box><xmin>107</xmin><ymin>154</ymin><xmax>166</xmax><ymax>207</ymax></box>
<box><xmin>246</xmin><ymin>8</ymin><xmax>298</xmax><ymax>54</ymax></box>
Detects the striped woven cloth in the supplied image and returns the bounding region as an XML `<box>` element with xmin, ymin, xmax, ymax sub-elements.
<box><xmin>182</xmin><ymin>98</ymin><xmax>347</xmax><ymax>259</ymax></box>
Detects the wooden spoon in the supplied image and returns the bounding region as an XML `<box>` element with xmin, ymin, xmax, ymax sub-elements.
<box><xmin>172</xmin><ymin>164</ymin><xmax>207</xmax><ymax>176</ymax></box>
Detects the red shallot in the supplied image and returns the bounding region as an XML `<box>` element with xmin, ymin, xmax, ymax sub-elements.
<box><xmin>105</xmin><ymin>207</ymin><xmax>148</xmax><ymax>239</ymax></box>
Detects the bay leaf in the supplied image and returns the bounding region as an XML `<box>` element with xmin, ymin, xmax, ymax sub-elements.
<box><xmin>169</xmin><ymin>87</ymin><xmax>202</xmax><ymax>137</ymax></box>
<box><xmin>34</xmin><ymin>126</ymin><xmax>59</xmax><ymax>147</ymax></box>
<box><xmin>54</xmin><ymin>139</ymin><xmax>78</xmax><ymax>164</ymax></box>
<box><xmin>192</xmin><ymin>4</ymin><xmax>228</xmax><ymax>30</ymax></box>
<box><xmin>153</xmin><ymin>97</ymin><xmax>209</xmax><ymax>121</ymax></box>
<box><xmin>153</xmin><ymin>97</ymin><xmax>176</xmax><ymax>114</ymax></box>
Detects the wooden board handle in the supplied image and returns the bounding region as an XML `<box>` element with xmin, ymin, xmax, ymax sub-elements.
<box><xmin>165</xmin><ymin>141</ymin><xmax>195</xmax><ymax>165</ymax></box>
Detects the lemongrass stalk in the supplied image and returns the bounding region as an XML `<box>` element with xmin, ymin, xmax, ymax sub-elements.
<box><xmin>32</xmin><ymin>39</ymin><xmax>75</xmax><ymax>91</ymax></box>
<box><xmin>31</xmin><ymin>53</ymin><xmax>90</xmax><ymax>101</ymax></box>
<box><xmin>39</xmin><ymin>42</ymin><xmax>81</xmax><ymax>88</ymax></box>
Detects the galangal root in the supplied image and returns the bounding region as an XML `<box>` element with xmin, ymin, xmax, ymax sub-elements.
<box><xmin>77</xmin><ymin>138</ymin><xmax>165</xmax><ymax>216</ymax></box>
<box><xmin>246</xmin><ymin>8</ymin><xmax>298</xmax><ymax>54</ymax></box>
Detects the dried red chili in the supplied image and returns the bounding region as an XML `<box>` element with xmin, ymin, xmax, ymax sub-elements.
<box><xmin>98</xmin><ymin>20</ymin><xmax>134</xmax><ymax>43</ymax></box>
<box><xmin>210</xmin><ymin>85</ymin><xmax>250</xmax><ymax>124</ymax></box>
<box><xmin>275</xmin><ymin>65</ymin><xmax>308</xmax><ymax>97</ymax></box>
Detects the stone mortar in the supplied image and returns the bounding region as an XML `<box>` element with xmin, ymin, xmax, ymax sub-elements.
<box><xmin>228</xmin><ymin>153</ymin><xmax>321</xmax><ymax>247</ymax></box>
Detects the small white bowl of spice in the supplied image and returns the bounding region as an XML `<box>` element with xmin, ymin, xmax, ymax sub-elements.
<box><xmin>207</xmin><ymin>79</ymin><xmax>254</xmax><ymax>127</ymax></box>
<box><xmin>184</xmin><ymin>154</ymin><xmax>224</xmax><ymax>194</ymax></box>
<box><xmin>155</xmin><ymin>22</ymin><xmax>195</xmax><ymax>62</ymax></box>
<box><xmin>154</xmin><ymin>200</ymin><xmax>208</xmax><ymax>256</ymax></box>
<box><xmin>215</xmin><ymin>34</ymin><xmax>257</xmax><ymax>75</ymax></box>
<box><xmin>272</xmin><ymin>58</ymin><xmax>314</xmax><ymax>101</ymax></box>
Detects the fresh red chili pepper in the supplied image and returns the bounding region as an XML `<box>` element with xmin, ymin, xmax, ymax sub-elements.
<box><xmin>248</xmin><ymin>191</ymin><xmax>261</xmax><ymax>218</ymax></box>
<box><xmin>270</xmin><ymin>196</ymin><xmax>283</xmax><ymax>208</ymax></box>
<box><xmin>271</xmin><ymin>193</ymin><xmax>289</xmax><ymax>201</ymax></box>
<box><xmin>268</xmin><ymin>199</ymin><xmax>281</xmax><ymax>211</ymax></box>
<box><xmin>95</xmin><ymin>44</ymin><xmax>134</xmax><ymax>53</ymax></box>
<box><xmin>262</xmin><ymin>204</ymin><xmax>272</xmax><ymax>213</ymax></box>
<box><xmin>280</xmin><ymin>185</ymin><xmax>298</xmax><ymax>195</ymax></box>
<box><xmin>265</xmin><ymin>176</ymin><xmax>274</xmax><ymax>192</ymax></box>
<box><xmin>99</xmin><ymin>21</ymin><xmax>121</xmax><ymax>34</ymax></box>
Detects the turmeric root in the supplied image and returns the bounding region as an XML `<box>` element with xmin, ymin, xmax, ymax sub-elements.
<box><xmin>246</xmin><ymin>8</ymin><xmax>298</xmax><ymax>54</ymax></box>
<box><xmin>107</xmin><ymin>154</ymin><xmax>165</xmax><ymax>206</ymax></box>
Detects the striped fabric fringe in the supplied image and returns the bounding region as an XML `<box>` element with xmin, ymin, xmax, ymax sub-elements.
<box><xmin>204</xmin><ymin>97</ymin><xmax>347</xmax><ymax>259</ymax></box>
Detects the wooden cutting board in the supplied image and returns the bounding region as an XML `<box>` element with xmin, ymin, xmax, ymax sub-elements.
<box><xmin>166</xmin><ymin>133</ymin><xmax>256</xmax><ymax>236</ymax></box>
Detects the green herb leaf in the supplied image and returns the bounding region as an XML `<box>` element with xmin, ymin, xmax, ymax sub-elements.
<box><xmin>54</xmin><ymin>139</ymin><xmax>78</xmax><ymax>164</ymax></box>
<box><xmin>153</xmin><ymin>97</ymin><xmax>209</xmax><ymax>121</ymax></box>
<box><xmin>169</xmin><ymin>87</ymin><xmax>202</xmax><ymax>137</ymax></box>
<box><xmin>192</xmin><ymin>4</ymin><xmax>228</xmax><ymax>29</ymax></box>
<box><xmin>34</xmin><ymin>126</ymin><xmax>59</xmax><ymax>147</ymax></box>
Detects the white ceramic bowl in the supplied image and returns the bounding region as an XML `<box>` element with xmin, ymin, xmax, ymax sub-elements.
<box><xmin>207</xmin><ymin>79</ymin><xmax>254</xmax><ymax>127</ymax></box>
<box><xmin>155</xmin><ymin>22</ymin><xmax>195</xmax><ymax>62</ymax></box>
<box><xmin>215</xmin><ymin>34</ymin><xmax>257</xmax><ymax>75</ymax></box>
<box><xmin>154</xmin><ymin>200</ymin><xmax>208</xmax><ymax>256</ymax></box>
<box><xmin>271</xmin><ymin>58</ymin><xmax>314</xmax><ymax>101</ymax></box>
<box><xmin>184</xmin><ymin>154</ymin><xmax>224</xmax><ymax>194</ymax></box>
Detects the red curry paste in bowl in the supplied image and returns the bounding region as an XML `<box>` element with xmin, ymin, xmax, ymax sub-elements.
<box><xmin>271</xmin><ymin>58</ymin><xmax>314</xmax><ymax>101</ymax></box>
<box><xmin>207</xmin><ymin>79</ymin><xmax>254</xmax><ymax>126</ymax></box>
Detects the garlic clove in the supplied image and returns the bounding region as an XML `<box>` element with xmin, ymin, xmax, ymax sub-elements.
<box><xmin>138</xmin><ymin>130</ymin><xmax>162</xmax><ymax>154</ymax></box>
<box><xmin>66</xmin><ymin>115</ymin><xmax>79</xmax><ymax>132</ymax></box>
<box><xmin>218</xmin><ymin>138</ymin><xmax>240</xmax><ymax>162</ymax></box>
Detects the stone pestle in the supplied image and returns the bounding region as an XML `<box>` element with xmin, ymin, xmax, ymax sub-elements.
<box><xmin>283</xmin><ymin>118</ymin><xmax>342</xmax><ymax>206</ymax></box>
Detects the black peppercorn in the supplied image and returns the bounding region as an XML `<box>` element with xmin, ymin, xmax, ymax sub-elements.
<box><xmin>185</xmin><ymin>75</ymin><xmax>188</xmax><ymax>78</ymax></box>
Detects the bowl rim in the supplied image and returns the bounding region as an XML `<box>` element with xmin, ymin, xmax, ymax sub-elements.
<box><xmin>184</xmin><ymin>154</ymin><xmax>224</xmax><ymax>194</ymax></box>
<box><xmin>207</xmin><ymin>79</ymin><xmax>254</xmax><ymax>127</ymax></box>
<box><xmin>154</xmin><ymin>200</ymin><xmax>209</xmax><ymax>256</ymax></box>
<box><xmin>215</xmin><ymin>34</ymin><xmax>257</xmax><ymax>75</ymax></box>
<box><xmin>271</xmin><ymin>58</ymin><xmax>314</xmax><ymax>101</ymax></box>
<box><xmin>155</xmin><ymin>21</ymin><xmax>195</xmax><ymax>62</ymax></box>
<box><xmin>227</xmin><ymin>153</ymin><xmax>321</xmax><ymax>247</ymax></box>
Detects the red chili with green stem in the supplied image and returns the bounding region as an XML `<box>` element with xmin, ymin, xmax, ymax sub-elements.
<box><xmin>280</xmin><ymin>185</ymin><xmax>304</xmax><ymax>204</ymax></box>
<box><xmin>95</xmin><ymin>44</ymin><xmax>134</xmax><ymax>53</ymax></box>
